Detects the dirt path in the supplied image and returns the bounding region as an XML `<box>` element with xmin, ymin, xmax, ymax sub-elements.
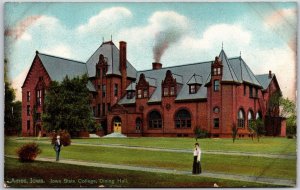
<box><xmin>5</xmin><ymin>155</ymin><xmax>295</xmax><ymax>187</ymax></box>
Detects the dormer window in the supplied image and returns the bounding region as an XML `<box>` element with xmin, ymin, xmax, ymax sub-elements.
<box><xmin>212</xmin><ymin>56</ymin><xmax>223</xmax><ymax>76</ymax></box>
<box><xmin>127</xmin><ymin>91</ymin><xmax>135</xmax><ymax>99</ymax></box>
<box><xmin>189</xmin><ymin>85</ymin><xmax>196</xmax><ymax>94</ymax></box>
<box><xmin>136</xmin><ymin>74</ymin><xmax>149</xmax><ymax>99</ymax></box>
<box><xmin>162</xmin><ymin>70</ymin><xmax>177</xmax><ymax>97</ymax></box>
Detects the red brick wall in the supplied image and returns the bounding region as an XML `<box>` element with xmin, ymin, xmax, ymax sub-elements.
<box><xmin>21</xmin><ymin>55</ymin><xmax>51</xmax><ymax>136</ymax></box>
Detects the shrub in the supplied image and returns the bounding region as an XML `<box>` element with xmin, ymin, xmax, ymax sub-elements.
<box><xmin>51</xmin><ymin>130</ymin><xmax>71</xmax><ymax>146</ymax></box>
<box><xmin>194</xmin><ymin>127</ymin><xmax>210</xmax><ymax>140</ymax></box>
<box><xmin>16</xmin><ymin>143</ymin><xmax>41</xmax><ymax>162</ymax></box>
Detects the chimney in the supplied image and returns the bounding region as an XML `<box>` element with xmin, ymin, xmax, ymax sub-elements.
<box><xmin>119</xmin><ymin>41</ymin><xmax>127</xmax><ymax>96</ymax></box>
<box><xmin>269</xmin><ymin>70</ymin><xmax>272</xmax><ymax>78</ymax></box>
<box><xmin>152</xmin><ymin>62</ymin><xmax>162</xmax><ymax>70</ymax></box>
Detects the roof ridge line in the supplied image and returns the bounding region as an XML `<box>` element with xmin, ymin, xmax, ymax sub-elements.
<box><xmin>138</xmin><ymin>60</ymin><xmax>212</xmax><ymax>72</ymax></box>
<box><xmin>38</xmin><ymin>52</ymin><xmax>86</xmax><ymax>64</ymax></box>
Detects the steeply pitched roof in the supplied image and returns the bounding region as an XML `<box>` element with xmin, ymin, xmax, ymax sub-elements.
<box><xmin>86</xmin><ymin>41</ymin><xmax>137</xmax><ymax>79</ymax></box>
<box><xmin>256</xmin><ymin>73</ymin><xmax>274</xmax><ymax>90</ymax></box>
<box><xmin>219</xmin><ymin>50</ymin><xmax>239</xmax><ymax>83</ymax></box>
<box><xmin>38</xmin><ymin>52</ymin><xmax>87</xmax><ymax>82</ymax></box>
<box><xmin>118</xmin><ymin>49</ymin><xmax>265</xmax><ymax>105</ymax></box>
<box><xmin>228</xmin><ymin>57</ymin><xmax>261</xmax><ymax>87</ymax></box>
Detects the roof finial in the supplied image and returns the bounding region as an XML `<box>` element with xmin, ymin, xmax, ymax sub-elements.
<box><xmin>222</xmin><ymin>42</ymin><xmax>223</xmax><ymax>50</ymax></box>
<box><xmin>102</xmin><ymin>37</ymin><xmax>104</xmax><ymax>43</ymax></box>
<box><xmin>240</xmin><ymin>51</ymin><xmax>242</xmax><ymax>57</ymax></box>
<box><xmin>111</xmin><ymin>35</ymin><xmax>112</xmax><ymax>41</ymax></box>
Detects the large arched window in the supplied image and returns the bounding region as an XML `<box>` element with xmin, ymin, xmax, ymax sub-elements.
<box><xmin>237</xmin><ymin>109</ymin><xmax>245</xmax><ymax>128</ymax></box>
<box><xmin>248</xmin><ymin>110</ymin><xmax>254</xmax><ymax>128</ymax></box>
<box><xmin>256</xmin><ymin>111</ymin><xmax>262</xmax><ymax>119</ymax></box>
<box><xmin>175</xmin><ymin>109</ymin><xmax>191</xmax><ymax>128</ymax></box>
<box><xmin>148</xmin><ymin>111</ymin><xmax>162</xmax><ymax>129</ymax></box>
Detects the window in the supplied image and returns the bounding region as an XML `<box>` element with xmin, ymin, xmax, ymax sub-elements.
<box><xmin>213</xmin><ymin>107</ymin><xmax>220</xmax><ymax>114</ymax></box>
<box><xmin>27</xmin><ymin>120</ymin><xmax>30</xmax><ymax>131</ymax></box>
<box><xmin>96</xmin><ymin>69</ymin><xmax>100</xmax><ymax>77</ymax></box>
<box><xmin>136</xmin><ymin>118</ymin><xmax>142</xmax><ymax>131</ymax></box>
<box><xmin>114</xmin><ymin>84</ymin><xmax>118</xmax><ymax>96</ymax></box>
<box><xmin>190</xmin><ymin>85</ymin><xmax>196</xmax><ymax>94</ymax></box>
<box><xmin>256</xmin><ymin>111</ymin><xmax>262</xmax><ymax>119</ymax></box>
<box><xmin>170</xmin><ymin>86</ymin><xmax>175</xmax><ymax>96</ymax></box>
<box><xmin>27</xmin><ymin>91</ymin><xmax>30</xmax><ymax>102</ymax></box>
<box><xmin>143</xmin><ymin>90</ymin><xmax>148</xmax><ymax>98</ymax></box>
<box><xmin>237</xmin><ymin>109</ymin><xmax>245</xmax><ymax>128</ymax></box>
<box><xmin>249</xmin><ymin>86</ymin><xmax>253</xmax><ymax>98</ymax></box>
<box><xmin>98</xmin><ymin>85</ymin><xmax>100</xmax><ymax>90</ymax></box>
<box><xmin>248</xmin><ymin>110</ymin><xmax>254</xmax><ymax>128</ymax></box>
<box><xmin>213</xmin><ymin>68</ymin><xmax>217</xmax><ymax>75</ymax></box>
<box><xmin>127</xmin><ymin>91</ymin><xmax>135</xmax><ymax>99</ymax></box>
<box><xmin>217</xmin><ymin>68</ymin><xmax>221</xmax><ymax>75</ymax></box>
<box><xmin>102</xmin><ymin>68</ymin><xmax>106</xmax><ymax>78</ymax></box>
<box><xmin>163</xmin><ymin>87</ymin><xmax>168</xmax><ymax>96</ymax></box>
<box><xmin>27</xmin><ymin>105</ymin><xmax>30</xmax><ymax>116</ymax></box>
<box><xmin>36</xmin><ymin>90</ymin><xmax>42</xmax><ymax>106</ymax></box>
<box><xmin>102</xmin><ymin>103</ymin><xmax>105</xmax><ymax>116</ymax></box>
<box><xmin>102</xmin><ymin>85</ymin><xmax>106</xmax><ymax>97</ymax></box>
<box><xmin>148</xmin><ymin>111</ymin><xmax>162</xmax><ymax>129</ymax></box>
<box><xmin>107</xmin><ymin>103</ymin><xmax>111</xmax><ymax>112</ymax></box>
<box><xmin>137</xmin><ymin>90</ymin><xmax>142</xmax><ymax>98</ymax></box>
<box><xmin>244</xmin><ymin>85</ymin><xmax>246</xmax><ymax>96</ymax></box>
<box><xmin>214</xmin><ymin>80</ymin><xmax>220</xmax><ymax>91</ymax></box>
<box><xmin>175</xmin><ymin>109</ymin><xmax>191</xmax><ymax>128</ymax></box>
<box><xmin>214</xmin><ymin>118</ymin><xmax>219</xmax><ymax>128</ymax></box>
<box><xmin>213</xmin><ymin>67</ymin><xmax>221</xmax><ymax>75</ymax></box>
<box><xmin>255</xmin><ymin>88</ymin><xmax>258</xmax><ymax>97</ymax></box>
<box><xmin>97</xmin><ymin>104</ymin><xmax>100</xmax><ymax>117</ymax></box>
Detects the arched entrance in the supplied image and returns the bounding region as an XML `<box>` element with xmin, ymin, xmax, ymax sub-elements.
<box><xmin>112</xmin><ymin>116</ymin><xmax>122</xmax><ymax>133</ymax></box>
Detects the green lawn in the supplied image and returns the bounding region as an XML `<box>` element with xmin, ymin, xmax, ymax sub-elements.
<box><xmin>4</xmin><ymin>157</ymin><xmax>282</xmax><ymax>188</ymax></box>
<box><xmin>5</xmin><ymin>138</ymin><xmax>296</xmax><ymax>180</ymax></box>
<box><xmin>12</xmin><ymin>136</ymin><xmax>296</xmax><ymax>155</ymax></box>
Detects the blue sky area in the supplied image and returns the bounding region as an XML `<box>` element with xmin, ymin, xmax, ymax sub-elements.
<box><xmin>4</xmin><ymin>2</ymin><xmax>297</xmax><ymax>100</ymax></box>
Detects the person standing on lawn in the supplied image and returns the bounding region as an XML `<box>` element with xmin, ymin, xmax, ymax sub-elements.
<box><xmin>54</xmin><ymin>135</ymin><xmax>62</xmax><ymax>161</ymax></box>
<box><xmin>192</xmin><ymin>142</ymin><xmax>202</xmax><ymax>174</ymax></box>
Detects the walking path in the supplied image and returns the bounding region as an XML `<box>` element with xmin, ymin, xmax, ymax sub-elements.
<box><xmin>11</xmin><ymin>138</ymin><xmax>296</xmax><ymax>159</ymax></box>
<box><xmin>5</xmin><ymin>155</ymin><xmax>295</xmax><ymax>187</ymax></box>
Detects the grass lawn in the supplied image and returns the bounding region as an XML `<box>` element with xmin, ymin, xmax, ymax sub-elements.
<box><xmin>5</xmin><ymin>138</ymin><xmax>296</xmax><ymax>180</ymax></box>
<box><xmin>12</xmin><ymin>136</ymin><xmax>296</xmax><ymax>155</ymax></box>
<box><xmin>4</xmin><ymin>157</ymin><xmax>282</xmax><ymax>188</ymax></box>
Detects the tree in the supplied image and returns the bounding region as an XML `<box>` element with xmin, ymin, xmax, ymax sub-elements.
<box><xmin>267</xmin><ymin>90</ymin><xmax>282</xmax><ymax>135</ymax></box>
<box><xmin>4</xmin><ymin>58</ymin><xmax>22</xmax><ymax>135</ymax></box>
<box><xmin>280</xmin><ymin>97</ymin><xmax>296</xmax><ymax>138</ymax></box>
<box><xmin>42</xmin><ymin>74</ymin><xmax>94</xmax><ymax>135</ymax></box>
<box><xmin>248</xmin><ymin>118</ymin><xmax>265</xmax><ymax>142</ymax></box>
<box><xmin>194</xmin><ymin>126</ymin><xmax>209</xmax><ymax>141</ymax></box>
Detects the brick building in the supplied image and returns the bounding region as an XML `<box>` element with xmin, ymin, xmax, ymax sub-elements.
<box><xmin>21</xmin><ymin>40</ymin><xmax>284</xmax><ymax>137</ymax></box>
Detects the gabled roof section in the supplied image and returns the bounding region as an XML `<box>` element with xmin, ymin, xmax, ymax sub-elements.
<box><xmin>37</xmin><ymin>52</ymin><xmax>87</xmax><ymax>82</ymax></box>
<box><xmin>228</xmin><ymin>57</ymin><xmax>262</xmax><ymax>87</ymax></box>
<box><xmin>219</xmin><ymin>50</ymin><xmax>239</xmax><ymax>83</ymax></box>
<box><xmin>187</xmin><ymin>74</ymin><xmax>203</xmax><ymax>85</ymax></box>
<box><xmin>86</xmin><ymin>41</ymin><xmax>137</xmax><ymax>79</ymax></box>
<box><xmin>126</xmin><ymin>82</ymin><xmax>136</xmax><ymax>91</ymax></box>
<box><xmin>256</xmin><ymin>73</ymin><xmax>275</xmax><ymax>90</ymax></box>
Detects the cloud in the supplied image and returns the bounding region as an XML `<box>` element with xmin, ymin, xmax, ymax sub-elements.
<box><xmin>77</xmin><ymin>7</ymin><xmax>132</xmax><ymax>35</ymax></box>
<box><xmin>12</xmin><ymin>66</ymin><xmax>30</xmax><ymax>101</ymax></box>
<box><xmin>42</xmin><ymin>44</ymin><xmax>73</xmax><ymax>59</ymax></box>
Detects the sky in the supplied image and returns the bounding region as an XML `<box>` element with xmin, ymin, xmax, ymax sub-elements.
<box><xmin>4</xmin><ymin>2</ymin><xmax>297</xmax><ymax>101</ymax></box>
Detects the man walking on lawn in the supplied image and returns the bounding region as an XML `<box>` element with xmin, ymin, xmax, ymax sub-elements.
<box><xmin>54</xmin><ymin>135</ymin><xmax>62</xmax><ymax>161</ymax></box>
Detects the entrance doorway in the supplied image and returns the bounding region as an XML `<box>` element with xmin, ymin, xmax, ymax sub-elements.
<box><xmin>113</xmin><ymin>116</ymin><xmax>122</xmax><ymax>133</ymax></box>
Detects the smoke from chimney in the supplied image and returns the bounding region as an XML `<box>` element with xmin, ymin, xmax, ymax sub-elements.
<box><xmin>5</xmin><ymin>15</ymin><xmax>41</xmax><ymax>41</ymax></box>
<box><xmin>152</xmin><ymin>27</ymin><xmax>187</xmax><ymax>63</ymax></box>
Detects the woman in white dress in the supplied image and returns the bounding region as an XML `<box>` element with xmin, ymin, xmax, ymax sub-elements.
<box><xmin>192</xmin><ymin>142</ymin><xmax>202</xmax><ymax>174</ymax></box>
